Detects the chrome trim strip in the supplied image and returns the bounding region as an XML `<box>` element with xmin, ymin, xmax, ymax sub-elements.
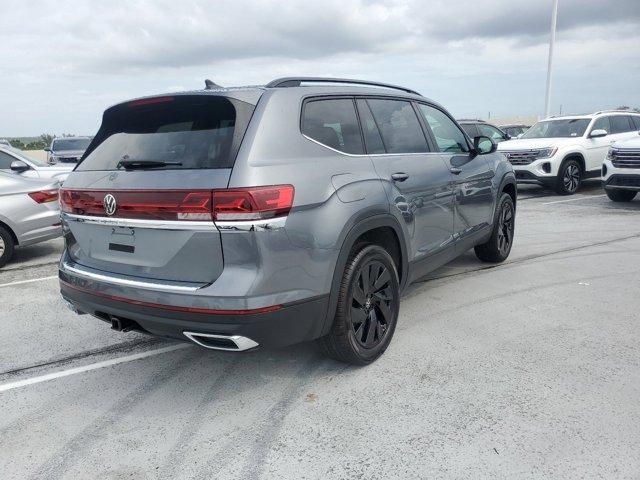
<box><xmin>61</xmin><ymin>261</ymin><xmax>205</xmax><ymax>293</ymax></box>
<box><xmin>183</xmin><ymin>332</ymin><xmax>259</xmax><ymax>352</ymax></box>
<box><xmin>301</xmin><ymin>134</ymin><xmax>444</xmax><ymax>158</ymax></box>
<box><xmin>61</xmin><ymin>212</ymin><xmax>217</xmax><ymax>231</ymax></box>
<box><xmin>215</xmin><ymin>216</ymin><xmax>287</xmax><ymax>231</ymax></box>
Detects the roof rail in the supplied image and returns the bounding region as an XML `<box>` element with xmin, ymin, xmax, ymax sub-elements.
<box><xmin>265</xmin><ymin>77</ymin><xmax>421</xmax><ymax>96</ymax></box>
<box><xmin>594</xmin><ymin>109</ymin><xmax>637</xmax><ymax>115</ymax></box>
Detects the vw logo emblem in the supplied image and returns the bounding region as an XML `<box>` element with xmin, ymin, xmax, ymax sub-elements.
<box><xmin>103</xmin><ymin>194</ymin><xmax>117</xmax><ymax>216</ymax></box>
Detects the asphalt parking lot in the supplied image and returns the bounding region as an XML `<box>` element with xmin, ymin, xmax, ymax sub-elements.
<box><xmin>1</xmin><ymin>181</ymin><xmax>639</xmax><ymax>479</ymax></box>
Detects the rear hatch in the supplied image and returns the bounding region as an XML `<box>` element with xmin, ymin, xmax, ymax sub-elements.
<box><xmin>61</xmin><ymin>93</ymin><xmax>257</xmax><ymax>284</ymax></box>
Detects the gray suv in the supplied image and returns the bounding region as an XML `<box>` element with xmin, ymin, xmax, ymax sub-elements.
<box><xmin>59</xmin><ymin>77</ymin><xmax>516</xmax><ymax>364</ymax></box>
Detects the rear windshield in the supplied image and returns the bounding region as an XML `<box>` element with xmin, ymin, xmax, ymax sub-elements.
<box><xmin>52</xmin><ymin>138</ymin><xmax>91</xmax><ymax>151</ymax></box>
<box><xmin>77</xmin><ymin>96</ymin><xmax>254</xmax><ymax>171</ymax></box>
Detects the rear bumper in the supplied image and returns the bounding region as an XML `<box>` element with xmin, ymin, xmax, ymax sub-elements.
<box><xmin>59</xmin><ymin>278</ymin><xmax>329</xmax><ymax>349</ymax></box>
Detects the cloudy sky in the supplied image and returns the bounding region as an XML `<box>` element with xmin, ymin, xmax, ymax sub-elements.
<box><xmin>1</xmin><ymin>0</ymin><xmax>639</xmax><ymax>136</ymax></box>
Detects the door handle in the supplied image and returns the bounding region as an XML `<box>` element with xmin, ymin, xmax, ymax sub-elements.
<box><xmin>391</xmin><ymin>172</ymin><xmax>409</xmax><ymax>182</ymax></box>
<box><xmin>450</xmin><ymin>167</ymin><xmax>462</xmax><ymax>175</ymax></box>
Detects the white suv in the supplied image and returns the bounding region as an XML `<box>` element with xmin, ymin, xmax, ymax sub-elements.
<box><xmin>498</xmin><ymin>111</ymin><xmax>640</xmax><ymax>195</ymax></box>
<box><xmin>602</xmin><ymin>134</ymin><xmax>640</xmax><ymax>202</ymax></box>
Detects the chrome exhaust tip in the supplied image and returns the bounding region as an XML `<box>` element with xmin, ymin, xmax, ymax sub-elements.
<box><xmin>183</xmin><ymin>332</ymin><xmax>259</xmax><ymax>352</ymax></box>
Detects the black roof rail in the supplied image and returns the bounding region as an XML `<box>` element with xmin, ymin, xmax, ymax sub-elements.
<box><xmin>265</xmin><ymin>77</ymin><xmax>421</xmax><ymax>96</ymax></box>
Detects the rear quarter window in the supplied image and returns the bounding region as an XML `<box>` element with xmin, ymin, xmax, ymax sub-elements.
<box><xmin>77</xmin><ymin>96</ymin><xmax>254</xmax><ymax>171</ymax></box>
<box><xmin>301</xmin><ymin>98</ymin><xmax>364</xmax><ymax>154</ymax></box>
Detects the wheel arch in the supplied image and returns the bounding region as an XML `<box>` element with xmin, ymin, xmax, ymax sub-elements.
<box><xmin>319</xmin><ymin>214</ymin><xmax>408</xmax><ymax>338</ymax></box>
<box><xmin>0</xmin><ymin>218</ymin><xmax>19</xmax><ymax>245</ymax></box>
<box><xmin>561</xmin><ymin>152</ymin><xmax>586</xmax><ymax>175</ymax></box>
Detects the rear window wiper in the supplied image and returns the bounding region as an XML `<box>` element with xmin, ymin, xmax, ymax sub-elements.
<box><xmin>117</xmin><ymin>159</ymin><xmax>183</xmax><ymax>170</ymax></box>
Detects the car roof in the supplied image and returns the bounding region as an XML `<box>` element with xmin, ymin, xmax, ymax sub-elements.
<box><xmin>109</xmin><ymin>77</ymin><xmax>440</xmax><ymax>111</ymax></box>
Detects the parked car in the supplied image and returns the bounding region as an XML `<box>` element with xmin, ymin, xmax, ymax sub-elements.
<box><xmin>498</xmin><ymin>111</ymin><xmax>640</xmax><ymax>195</ymax></box>
<box><xmin>0</xmin><ymin>146</ymin><xmax>74</xmax><ymax>182</ymax></box>
<box><xmin>499</xmin><ymin>124</ymin><xmax>530</xmax><ymax>138</ymax></box>
<box><xmin>602</xmin><ymin>134</ymin><xmax>640</xmax><ymax>202</ymax></box>
<box><xmin>46</xmin><ymin>136</ymin><xmax>92</xmax><ymax>164</ymax></box>
<box><xmin>0</xmin><ymin>171</ymin><xmax>61</xmax><ymax>267</ymax></box>
<box><xmin>458</xmin><ymin>119</ymin><xmax>511</xmax><ymax>144</ymax></box>
<box><xmin>59</xmin><ymin>77</ymin><xmax>516</xmax><ymax>365</ymax></box>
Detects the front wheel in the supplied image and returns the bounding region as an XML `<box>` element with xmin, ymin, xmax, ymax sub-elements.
<box><xmin>318</xmin><ymin>244</ymin><xmax>400</xmax><ymax>365</ymax></box>
<box><xmin>605</xmin><ymin>189</ymin><xmax>637</xmax><ymax>202</ymax></box>
<box><xmin>475</xmin><ymin>193</ymin><xmax>515</xmax><ymax>263</ymax></box>
<box><xmin>555</xmin><ymin>159</ymin><xmax>582</xmax><ymax>195</ymax></box>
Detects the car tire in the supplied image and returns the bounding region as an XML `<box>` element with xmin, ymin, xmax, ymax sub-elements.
<box><xmin>318</xmin><ymin>244</ymin><xmax>400</xmax><ymax>365</ymax></box>
<box><xmin>0</xmin><ymin>225</ymin><xmax>16</xmax><ymax>268</ymax></box>
<box><xmin>555</xmin><ymin>159</ymin><xmax>582</xmax><ymax>195</ymax></box>
<box><xmin>605</xmin><ymin>189</ymin><xmax>637</xmax><ymax>202</ymax></box>
<box><xmin>474</xmin><ymin>193</ymin><xmax>515</xmax><ymax>263</ymax></box>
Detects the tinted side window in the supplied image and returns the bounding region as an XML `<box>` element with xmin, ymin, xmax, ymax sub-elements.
<box><xmin>478</xmin><ymin>124</ymin><xmax>505</xmax><ymax>141</ymax></box>
<box><xmin>460</xmin><ymin>124</ymin><xmax>478</xmax><ymax>138</ymax></box>
<box><xmin>355</xmin><ymin>99</ymin><xmax>385</xmax><ymax>154</ymax></box>
<box><xmin>302</xmin><ymin>99</ymin><xmax>364</xmax><ymax>154</ymax></box>
<box><xmin>0</xmin><ymin>151</ymin><xmax>15</xmax><ymax>169</ymax></box>
<box><xmin>610</xmin><ymin>115</ymin><xmax>633</xmax><ymax>134</ymax></box>
<box><xmin>591</xmin><ymin>116</ymin><xmax>611</xmax><ymax>134</ymax></box>
<box><xmin>366</xmin><ymin>99</ymin><xmax>428</xmax><ymax>154</ymax></box>
<box><xmin>418</xmin><ymin>105</ymin><xmax>469</xmax><ymax>153</ymax></box>
<box><xmin>631</xmin><ymin>116</ymin><xmax>640</xmax><ymax>130</ymax></box>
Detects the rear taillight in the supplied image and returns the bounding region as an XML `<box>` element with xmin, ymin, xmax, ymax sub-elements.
<box><xmin>59</xmin><ymin>189</ymin><xmax>212</xmax><ymax>221</ymax></box>
<box><xmin>213</xmin><ymin>185</ymin><xmax>294</xmax><ymax>221</ymax></box>
<box><xmin>59</xmin><ymin>185</ymin><xmax>294</xmax><ymax>222</ymax></box>
<box><xmin>28</xmin><ymin>189</ymin><xmax>59</xmax><ymax>204</ymax></box>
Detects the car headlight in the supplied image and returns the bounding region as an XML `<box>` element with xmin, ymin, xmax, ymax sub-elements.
<box><xmin>535</xmin><ymin>147</ymin><xmax>557</xmax><ymax>159</ymax></box>
<box><xmin>607</xmin><ymin>148</ymin><xmax>616</xmax><ymax>160</ymax></box>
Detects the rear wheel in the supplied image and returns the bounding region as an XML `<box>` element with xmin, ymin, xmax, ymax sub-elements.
<box><xmin>0</xmin><ymin>226</ymin><xmax>16</xmax><ymax>268</ymax></box>
<box><xmin>475</xmin><ymin>193</ymin><xmax>515</xmax><ymax>263</ymax></box>
<box><xmin>605</xmin><ymin>189</ymin><xmax>637</xmax><ymax>202</ymax></box>
<box><xmin>555</xmin><ymin>159</ymin><xmax>582</xmax><ymax>195</ymax></box>
<box><xmin>318</xmin><ymin>244</ymin><xmax>400</xmax><ymax>365</ymax></box>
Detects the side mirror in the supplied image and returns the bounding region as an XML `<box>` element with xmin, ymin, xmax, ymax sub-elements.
<box><xmin>44</xmin><ymin>147</ymin><xmax>51</xmax><ymax>152</ymax></box>
<box><xmin>503</xmin><ymin>133</ymin><xmax>511</xmax><ymax>141</ymax></box>
<box><xmin>589</xmin><ymin>129</ymin><xmax>608</xmax><ymax>138</ymax></box>
<box><xmin>10</xmin><ymin>160</ymin><xmax>30</xmax><ymax>173</ymax></box>
<box><xmin>473</xmin><ymin>135</ymin><xmax>496</xmax><ymax>155</ymax></box>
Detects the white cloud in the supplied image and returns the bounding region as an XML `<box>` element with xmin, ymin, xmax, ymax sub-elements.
<box><xmin>1</xmin><ymin>0</ymin><xmax>638</xmax><ymax>135</ymax></box>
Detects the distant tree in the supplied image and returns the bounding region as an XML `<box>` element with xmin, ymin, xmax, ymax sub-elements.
<box><xmin>8</xmin><ymin>139</ymin><xmax>26</xmax><ymax>149</ymax></box>
<box><xmin>39</xmin><ymin>133</ymin><xmax>55</xmax><ymax>146</ymax></box>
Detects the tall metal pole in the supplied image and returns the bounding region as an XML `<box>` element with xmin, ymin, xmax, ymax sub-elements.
<box><xmin>544</xmin><ymin>0</ymin><xmax>559</xmax><ymax>118</ymax></box>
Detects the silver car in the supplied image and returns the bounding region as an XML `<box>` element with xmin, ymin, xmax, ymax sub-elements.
<box><xmin>0</xmin><ymin>147</ymin><xmax>73</xmax><ymax>182</ymax></box>
<box><xmin>0</xmin><ymin>171</ymin><xmax>61</xmax><ymax>267</ymax></box>
<box><xmin>46</xmin><ymin>137</ymin><xmax>91</xmax><ymax>165</ymax></box>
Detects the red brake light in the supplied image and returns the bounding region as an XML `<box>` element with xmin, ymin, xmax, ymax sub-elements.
<box><xmin>127</xmin><ymin>96</ymin><xmax>174</xmax><ymax>108</ymax></box>
<box><xmin>59</xmin><ymin>189</ymin><xmax>212</xmax><ymax>221</ymax></box>
<box><xmin>59</xmin><ymin>185</ymin><xmax>294</xmax><ymax>222</ymax></box>
<box><xmin>29</xmin><ymin>189</ymin><xmax>59</xmax><ymax>204</ymax></box>
<box><xmin>213</xmin><ymin>185</ymin><xmax>294</xmax><ymax>221</ymax></box>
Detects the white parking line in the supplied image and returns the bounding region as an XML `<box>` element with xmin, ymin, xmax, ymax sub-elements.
<box><xmin>0</xmin><ymin>343</ymin><xmax>191</xmax><ymax>393</ymax></box>
<box><xmin>542</xmin><ymin>194</ymin><xmax>606</xmax><ymax>205</ymax></box>
<box><xmin>0</xmin><ymin>276</ymin><xmax>59</xmax><ymax>288</ymax></box>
